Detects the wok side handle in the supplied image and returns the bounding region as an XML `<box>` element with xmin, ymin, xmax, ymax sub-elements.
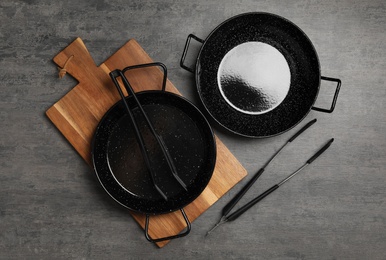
<box><xmin>121</xmin><ymin>62</ymin><xmax>168</xmax><ymax>92</ymax></box>
<box><xmin>145</xmin><ymin>209</ymin><xmax>191</xmax><ymax>243</ymax></box>
<box><xmin>312</xmin><ymin>76</ymin><xmax>342</xmax><ymax>113</ymax></box>
<box><xmin>180</xmin><ymin>34</ymin><xmax>204</xmax><ymax>73</ymax></box>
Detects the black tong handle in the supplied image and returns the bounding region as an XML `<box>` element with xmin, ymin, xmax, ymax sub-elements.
<box><xmin>227</xmin><ymin>138</ymin><xmax>334</xmax><ymax>222</ymax></box>
<box><xmin>226</xmin><ymin>185</ymin><xmax>279</xmax><ymax>221</ymax></box>
<box><xmin>222</xmin><ymin>168</ymin><xmax>264</xmax><ymax>217</ymax></box>
<box><xmin>222</xmin><ymin>119</ymin><xmax>317</xmax><ymax>217</ymax></box>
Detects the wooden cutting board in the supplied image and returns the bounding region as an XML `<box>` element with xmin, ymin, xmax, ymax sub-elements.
<box><xmin>46</xmin><ymin>37</ymin><xmax>247</xmax><ymax>247</ymax></box>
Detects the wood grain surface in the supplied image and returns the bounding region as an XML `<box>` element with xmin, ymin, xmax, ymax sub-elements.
<box><xmin>46</xmin><ymin>37</ymin><xmax>247</xmax><ymax>247</ymax></box>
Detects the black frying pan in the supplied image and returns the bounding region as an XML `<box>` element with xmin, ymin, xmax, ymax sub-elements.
<box><xmin>181</xmin><ymin>12</ymin><xmax>341</xmax><ymax>138</ymax></box>
<box><xmin>91</xmin><ymin>63</ymin><xmax>216</xmax><ymax>242</ymax></box>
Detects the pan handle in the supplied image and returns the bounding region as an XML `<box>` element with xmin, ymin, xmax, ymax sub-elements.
<box><xmin>121</xmin><ymin>62</ymin><xmax>168</xmax><ymax>92</ymax></box>
<box><xmin>144</xmin><ymin>208</ymin><xmax>191</xmax><ymax>243</ymax></box>
<box><xmin>312</xmin><ymin>76</ymin><xmax>342</xmax><ymax>113</ymax></box>
<box><xmin>180</xmin><ymin>34</ymin><xmax>204</xmax><ymax>73</ymax></box>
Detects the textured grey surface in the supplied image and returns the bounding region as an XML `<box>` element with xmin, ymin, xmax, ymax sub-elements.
<box><xmin>1</xmin><ymin>0</ymin><xmax>386</xmax><ymax>259</ymax></box>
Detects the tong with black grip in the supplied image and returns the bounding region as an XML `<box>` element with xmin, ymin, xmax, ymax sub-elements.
<box><xmin>206</xmin><ymin>118</ymin><xmax>334</xmax><ymax>235</ymax></box>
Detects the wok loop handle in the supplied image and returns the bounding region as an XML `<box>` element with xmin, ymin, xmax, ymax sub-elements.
<box><xmin>121</xmin><ymin>62</ymin><xmax>168</xmax><ymax>92</ymax></box>
<box><xmin>145</xmin><ymin>208</ymin><xmax>191</xmax><ymax>243</ymax></box>
<box><xmin>180</xmin><ymin>34</ymin><xmax>204</xmax><ymax>73</ymax></box>
<box><xmin>312</xmin><ymin>76</ymin><xmax>342</xmax><ymax>113</ymax></box>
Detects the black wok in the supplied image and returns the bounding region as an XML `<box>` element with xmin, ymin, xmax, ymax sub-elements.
<box><xmin>92</xmin><ymin>63</ymin><xmax>216</xmax><ymax>242</ymax></box>
<box><xmin>181</xmin><ymin>12</ymin><xmax>341</xmax><ymax>138</ymax></box>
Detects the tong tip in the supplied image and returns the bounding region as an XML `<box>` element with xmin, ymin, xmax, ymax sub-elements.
<box><xmin>155</xmin><ymin>185</ymin><xmax>168</xmax><ymax>201</ymax></box>
<box><xmin>157</xmin><ymin>134</ymin><xmax>188</xmax><ymax>191</ymax></box>
<box><xmin>205</xmin><ymin>216</ymin><xmax>227</xmax><ymax>237</ymax></box>
<box><xmin>175</xmin><ymin>175</ymin><xmax>188</xmax><ymax>191</ymax></box>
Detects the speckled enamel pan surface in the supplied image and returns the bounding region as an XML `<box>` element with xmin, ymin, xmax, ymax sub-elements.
<box><xmin>92</xmin><ymin>91</ymin><xmax>216</xmax><ymax>215</ymax></box>
<box><xmin>196</xmin><ymin>12</ymin><xmax>321</xmax><ymax>138</ymax></box>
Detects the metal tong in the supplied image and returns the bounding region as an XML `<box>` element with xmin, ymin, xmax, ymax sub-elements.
<box><xmin>206</xmin><ymin>118</ymin><xmax>334</xmax><ymax>236</ymax></box>
<box><xmin>109</xmin><ymin>63</ymin><xmax>187</xmax><ymax>201</ymax></box>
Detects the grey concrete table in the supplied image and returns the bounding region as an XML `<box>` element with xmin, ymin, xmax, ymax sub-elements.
<box><xmin>1</xmin><ymin>0</ymin><xmax>385</xmax><ymax>259</ymax></box>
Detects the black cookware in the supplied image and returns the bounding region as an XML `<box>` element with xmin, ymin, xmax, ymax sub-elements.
<box><xmin>181</xmin><ymin>12</ymin><xmax>341</xmax><ymax>138</ymax></box>
<box><xmin>92</xmin><ymin>63</ymin><xmax>216</xmax><ymax>242</ymax></box>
